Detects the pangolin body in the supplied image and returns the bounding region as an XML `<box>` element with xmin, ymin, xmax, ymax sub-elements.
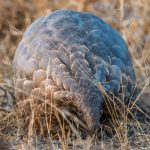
<box><xmin>13</xmin><ymin>10</ymin><xmax>136</xmax><ymax>132</ymax></box>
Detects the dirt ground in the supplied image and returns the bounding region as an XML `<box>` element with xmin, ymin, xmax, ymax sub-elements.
<box><xmin>0</xmin><ymin>0</ymin><xmax>150</xmax><ymax>149</ymax></box>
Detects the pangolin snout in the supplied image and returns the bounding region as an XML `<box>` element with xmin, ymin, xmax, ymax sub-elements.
<box><xmin>83</xmin><ymin>106</ymin><xmax>103</xmax><ymax>132</ymax></box>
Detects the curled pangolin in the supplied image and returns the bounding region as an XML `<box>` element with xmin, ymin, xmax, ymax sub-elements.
<box><xmin>13</xmin><ymin>10</ymin><xmax>136</xmax><ymax>134</ymax></box>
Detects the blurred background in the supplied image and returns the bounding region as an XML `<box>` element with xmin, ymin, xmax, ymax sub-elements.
<box><xmin>0</xmin><ymin>0</ymin><xmax>149</xmax><ymax>91</ymax></box>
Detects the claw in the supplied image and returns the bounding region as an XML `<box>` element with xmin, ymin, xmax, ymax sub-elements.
<box><xmin>56</xmin><ymin>107</ymin><xmax>92</xmax><ymax>138</ymax></box>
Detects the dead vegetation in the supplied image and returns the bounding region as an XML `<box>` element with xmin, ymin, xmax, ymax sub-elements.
<box><xmin>0</xmin><ymin>0</ymin><xmax>150</xmax><ymax>149</ymax></box>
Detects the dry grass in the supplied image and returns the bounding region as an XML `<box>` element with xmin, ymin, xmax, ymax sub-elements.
<box><xmin>0</xmin><ymin>0</ymin><xmax>150</xmax><ymax>149</ymax></box>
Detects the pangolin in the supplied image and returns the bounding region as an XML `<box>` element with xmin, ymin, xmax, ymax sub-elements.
<box><xmin>13</xmin><ymin>10</ymin><xmax>136</xmax><ymax>134</ymax></box>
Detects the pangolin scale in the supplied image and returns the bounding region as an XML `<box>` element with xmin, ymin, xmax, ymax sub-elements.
<box><xmin>13</xmin><ymin>10</ymin><xmax>136</xmax><ymax>133</ymax></box>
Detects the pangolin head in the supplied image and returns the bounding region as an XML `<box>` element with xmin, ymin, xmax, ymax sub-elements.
<box><xmin>76</xmin><ymin>78</ymin><xmax>104</xmax><ymax>133</ymax></box>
